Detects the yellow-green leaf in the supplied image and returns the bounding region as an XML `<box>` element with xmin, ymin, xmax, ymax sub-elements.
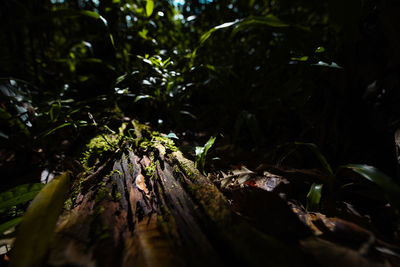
<box><xmin>146</xmin><ymin>0</ymin><xmax>154</xmax><ymax>17</ymax></box>
<box><xmin>11</xmin><ymin>172</ymin><xmax>70</xmax><ymax>267</ymax></box>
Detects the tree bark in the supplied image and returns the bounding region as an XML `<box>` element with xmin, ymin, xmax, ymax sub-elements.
<box><xmin>46</xmin><ymin>123</ymin><xmax>305</xmax><ymax>267</ymax></box>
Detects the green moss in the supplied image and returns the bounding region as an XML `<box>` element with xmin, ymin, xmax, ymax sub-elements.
<box><xmin>95</xmin><ymin>181</ymin><xmax>112</xmax><ymax>203</ymax></box>
<box><xmin>64</xmin><ymin>198</ymin><xmax>73</xmax><ymax>210</ymax></box>
<box><xmin>154</xmin><ymin>135</ymin><xmax>178</xmax><ymax>152</ymax></box>
<box><xmin>144</xmin><ymin>155</ymin><xmax>157</xmax><ymax>179</ymax></box>
<box><xmin>80</xmin><ymin>134</ymin><xmax>118</xmax><ymax>170</ymax></box>
<box><xmin>110</xmin><ymin>169</ymin><xmax>122</xmax><ymax>176</ymax></box>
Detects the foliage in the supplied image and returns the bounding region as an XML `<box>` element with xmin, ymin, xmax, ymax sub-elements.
<box><xmin>195</xmin><ymin>136</ymin><xmax>216</xmax><ymax>174</ymax></box>
<box><xmin>0</xmin><ymin>183</ymin><xmax>44</xmax><ymax>212</ymax></box>
<box><xmin>306</xmin><ymin>183</ymin><xmax>323</xmax><ymax>212</ymax></box>
<box><xmin>343</xmin><ymin>164</ymin><xmax>400</xmax><ymax>215</ymax></box>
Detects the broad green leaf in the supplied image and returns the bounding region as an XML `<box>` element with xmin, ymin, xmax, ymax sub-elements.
<box><xmin>295</xmin><ymin>142</ymin><xmax>334</xmax><ymax>175</ymax></box>
<box><xmin>11</xmin><ymin>172</ymin><xmax>70</xmax><ymax>267</ymax></box>
<box><xmin>0</xmin><ymin>217</ymin><xmax>22</xmax><ymax>235</ymax></box>
<box><xmin>146</xmin><ymin>0</ymin><xmax>154</xmax><ymax>17</ymax></box>
<box><xmin>306</xmin><ymin>183</ymin><xmax>323</xmax><ymax>211</ymax></box>
<box><xmin>342</xmin><ymin>164</ymin><xmax>400</xmax><ymax>212</ymax></box>
<box><xmin>0</xmin><ymin>183</ymin><xmax>44</xmax><ymax>211</ymax></box>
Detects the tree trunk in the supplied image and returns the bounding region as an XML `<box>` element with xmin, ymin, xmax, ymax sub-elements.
<box><xmin>45</xmin><ymin>122</ymin><xmax>306</xmax><ymax>267</ymax></box>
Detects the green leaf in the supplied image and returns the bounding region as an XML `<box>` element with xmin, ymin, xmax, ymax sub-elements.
<box><xmin>315</xmin><ymin>46</ymin><xmax>325</xmax><ymax>53</ymax></box>
<box><xmin>80</xmin><ymin>10</ymin><xmax>101</xmax><ymax>20</ymax></box>
<box><xmin>199</xmin><ymin>20</ymin><xmax>239</xmax><ymax>46</ymax></box>
<box><xmin>291</xmin><ymin>56</ymin><xmax>309</xmax><ymax>61</ymax></box>
<box><xmin>195</xmin><ymin>136</ymin><xmax>216</xmax><ymax>173</ymax></box>
<box><xmin>115</xmin><ymin>73</ymin><xmax>128</xmax><ymax>85</ymax></box>
<box><xmin>342</xmin><ymin>164</ymin><xmax>400</xmax><ymax>212</ymax></box>
<box><xmin>11</xmin><ymin>172</ymin><xmax>70</xmax><ymax>267</ymax></box>
<box><xmin>295</xmin><ymin>142</ymin><xmax>334</xmax><ymax>175</ymax></box>
<box><xmin>42</xmin><ymin>122</ymin><xmax>72</xmax><ymax>137</ymax></box>
<box><xmin>0</xmin><ymin>183</ymin><xmax>45</xmax><ymax>211</ymax></box>
<box><xmin>306</xmin><ymin>183</ymin><xmax>323</xmax><ymax>211</ymax></box>
<box><xmin>0</xmin><ymin>217</ymin><xmax>22</xmax><ymax>235</ymax></box>
<box><xmin>146</xmin><ymin>0</ymin><xmax>154</xmax><ymax>17</ymax></box>
<box><xmin>134</xmin><ymin>95</ymin><xmax>152</xmax><ymax>102</ymax></box>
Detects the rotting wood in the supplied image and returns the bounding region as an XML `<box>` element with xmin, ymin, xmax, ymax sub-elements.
<box><xmin>46</xmin><ymin>122</ymin><xmax>307</xmax><ymax>267</ymax></box>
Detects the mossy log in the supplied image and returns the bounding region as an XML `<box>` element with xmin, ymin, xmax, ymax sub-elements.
<box><xmin>46</xmin><ymin>122</ymin><xmax>306</xmax><ymax>267</ymax></box>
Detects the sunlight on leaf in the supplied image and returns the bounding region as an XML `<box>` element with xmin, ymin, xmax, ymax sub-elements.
<box><xmin>315</xmin><ymin>46</ymin><xmax>325</xmax><ymax>53</ymax></box>
<box><xmin>134</xmin><ymin>95</ymin><xmax>152</xmax><ymax>102</ymax></box>
<box><xmin>312</xmin><ymin>61</ymin><xmax>342</xmax><ymax>69</ymax></box>
<box><xmin>195</xmin><ymin>136</ymin><xmax>216</xmax><ymax>174</ymax></box>
<box><xmin>291</xmin><ymin>56</ymin><xmax>309</xmax><ymax>61</ymax></box>
<box><xmin>165</xmin><ymin>133</ymin><xmax>179</xmax><ymax>139</ymax></box>
<box><xmin>306</xmin><ymin>183</ymin><xmax>323</xmax><ymax>211</ymax></box>
<box><xmin>146</xmin><ymin>0</ymin><xmax>154</xmax><ymax>17</ymax></box>
<box><xmin>199</xmin><ymin>20</ymin><xmax>240</xmax><ymax>46</ymax></box>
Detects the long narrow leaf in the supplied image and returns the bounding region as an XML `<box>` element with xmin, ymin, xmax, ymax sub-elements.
<box><xmin>342</xmin><ymin>164</ymin><xmax>400</xmax><ymax>212</ymax></box>
<box><xmin>0</xmin><ymin>183</ymin><xmax>44</xmax><ymax>211</ymax></box>
<box><xmin>295</xmin><ymin>142</ymin><xmax>333</xmax><ymax>175</ymax></box>
<box><xmin>0</xmin><ymin>217</ymin><xmax>22</xmax><ymax>235</ymax></box>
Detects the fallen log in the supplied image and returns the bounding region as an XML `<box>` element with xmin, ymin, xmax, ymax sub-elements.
<box><xmin>44</xmin><ymin>121</ymin><xmax>307</xmax><ymax>267</ymax></box>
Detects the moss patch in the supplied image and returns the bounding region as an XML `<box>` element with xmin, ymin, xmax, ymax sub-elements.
<box><xmin>80</xmin><ymin>135</ymin><xmax>118</xmax><ymax>171</ymax></box>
